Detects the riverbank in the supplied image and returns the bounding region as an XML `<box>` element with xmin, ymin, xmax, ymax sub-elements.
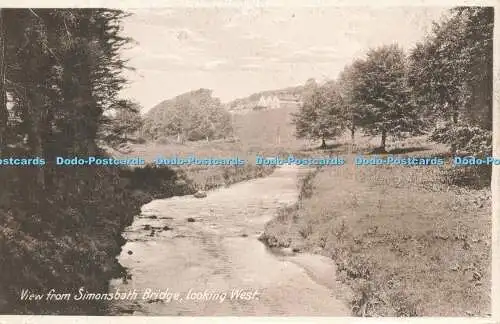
<box><xmin>260</xmin><ymin>143</ymin><xmax>491</xmax><ymax>316</ymax></box>
<box><xmin>0</xmin><ymin>164</ymin><xmax>145</xmax><ymax>314</ymax></box>
<box><xmin>110</xmin><ymin>141</ymin><xmax>279</xmax><ymax>203</ymax></box>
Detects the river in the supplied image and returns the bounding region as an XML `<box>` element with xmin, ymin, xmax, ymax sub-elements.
<box><xmin>108</xmin><ymin>165</ymin><xmax>349</xmax><ymax>316</ymax></box>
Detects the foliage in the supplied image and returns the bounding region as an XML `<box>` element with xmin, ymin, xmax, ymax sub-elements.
<box><xmin>408</xmin><ymin>7</ymin><xmax>493</xmax><ymax>154</ymax></box>
<box><xmin>143</xmin><ymin>88</ymin><xmax>233</xmax><ymax>142</ymax></box>
<box><xmin>430</xmin><ymin>123</ymin><xmax>492</xmax><ymax>156</ymax></box>
<box><xmin>344</xmin><ymin>44</ymin><xmax>426</xmax><ymax>150</ymax></box>
<box><xmin>291</xmin><ymin>79</ymin><xmax>346</xmax><ymax>146</ymax></box>
<box><xmin>0</xmin><ymin>9</ymin><xmax>158</xmax><ymax>314</ymax></box>
<box><xmin>99</xmin><ymin>99</ymin><xmax>144</xmax><ymax>146</ymax></box>
<box><xmin>337</xmin><ymin>61</ymin><xmax>365</xmax><ymax>139</ymax></box>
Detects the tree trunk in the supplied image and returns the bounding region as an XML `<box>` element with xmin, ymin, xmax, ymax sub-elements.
<box><xmin>62</xmin><ymin>52</ymin><xmax>78</xmax><ymax>154</ymax></box>
<box><xmin>451</xmin><ymin>108</ymin><xmax>459</xmax><ymax>154</ymax></box>
<box><xmin>320</xmin><ymin>137</ymin><xmax>326</xmax><ymax>149</ymax></box>
<box><xmin>26</xmin><ymin>93</ymin><xmax>45</xmax><ymax>190</ymax></box>
<box><xmin>0</xmin><ymin>10</ymin><xmax>7</xmax><ymax>152</ymax></box>
<box><xmin>349</xmin><ymin>127</ymin><xmax>355</xmax><ymax>154</ymax></box>
<box><xmin>79</xmin><ymin>45</ymin><xmax>98</xmax><ymax>156</ymax></box>
<box><xmin>381</xmin><ymin>130</ymin><xmax>387</xmax><ymax>152</ymax></box>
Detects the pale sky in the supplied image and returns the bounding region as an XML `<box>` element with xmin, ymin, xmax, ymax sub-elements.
<box><xmin>118</xmin><ymin>6</ymin><xmax>451</xmax><ymax>112</ymax></box>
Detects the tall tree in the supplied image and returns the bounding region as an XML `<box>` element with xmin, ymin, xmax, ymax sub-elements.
<box><xmin>0</xmin><ymin>9</ymin><xmax>138</xmax><ymax>314</ymax></box>
<box><xmin>348</xmin><ymin>44</ymin><xmax>425</xmax><ymax>152</ymax></box>
<box><xmin>292</xmin><ymin>81</ymin><xmax>345</xmax><ymax>148</ymax></box>
<box><xmin>408</xmin><ymin>7</ymin><xmax>493</xmax><ymax>155</ymax></box>
<box><xmin>337</xmin><ymin>61</ymin><xmax>365</xmax><ymax>142</ymax></box>
<box><xmin>0</xmin><ymin>9</ymin><xmax>134</xmax><ymax>191</ymax></box>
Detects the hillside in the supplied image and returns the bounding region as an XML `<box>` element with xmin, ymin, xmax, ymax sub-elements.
<box><xmin>231</xmin><ymin>105</ymin><xmax>306</xmax><ymax>152</ymax></box>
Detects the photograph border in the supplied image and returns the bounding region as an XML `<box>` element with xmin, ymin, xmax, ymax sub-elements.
<box><xmin>0</xmin><ymin>0</ymin><xmax>497</xmax><ymax>323</ymax></box>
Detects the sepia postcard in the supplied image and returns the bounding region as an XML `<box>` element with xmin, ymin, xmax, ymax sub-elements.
<box><xmin>0</xmin><ymin>0</ymin><xmax>497</xmax><ymax>323</ymax></box>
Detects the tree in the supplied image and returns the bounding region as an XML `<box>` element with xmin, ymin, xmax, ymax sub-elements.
<box><xmin>1</xmin><ymin>9</ymin><xmax>135</xmax><ymax>190</ymax></box>
<box><xmin>100</xmin><ymin>100</ymin><xmax>143</xmax><ymax>145</ymax></box>
<box><xmin>143</xmin><ymin>88</ymin><xmax>233</xmax><ymax>142</ymax></box>
<box><xmin>408</xmin><ymin>7</ymin><xmax>493</xmax><ymax>155</ymax></box>
<box><xmin>348</xmin><ymin>44</ymin><xmax>425</xmax><ymax>152</ymax></box>
<box><xmin>292</xmin><ymin>80</ymin><xmax>345</xmax><ymax>148</ymax></box>
<box><xmin>337</xmin><ymin>61</ymin><xmax>365</xmax><ymax>142</ymax></box>
<box><xmin>302</xmin><ymin>78</ymin><xmax>318</xmax><ymax>99</ymax></box>
<box><xmin>0</xmin><ymin>8</ymin><xmax>141</xmax><ymax>314</ymax></box>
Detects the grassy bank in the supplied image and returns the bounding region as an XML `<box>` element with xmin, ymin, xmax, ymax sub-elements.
<box><xmin>261</xmin><ymin>141</ymin><xmax>491</xmax><ymax>317</ymax></box>
<box><xmin>119</xmin><ymin>162</ymin><xmax>276</xmax><ymax>206</ymax></box>
<box><xmin>111</xmin><ymin>139</ymin><xmax>287</xmax><ymax>195</ymax></box>
<box><xmin>179</xmin><ymin>163</ymin><xmax>275</xmax><ymax>191</ymax></box>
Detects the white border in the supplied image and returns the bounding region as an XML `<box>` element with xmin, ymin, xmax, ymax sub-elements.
<box><xmin>0</xmin><ymin>0</ymin><xmax>498</xmax><ymax>323</ymax></box>
<box><xmin>0</xmin><ymin>318</ymin><xmax>497</xmax><ymax>324</ymax></box>
<box><xmin>0</xmin><ymin>0</ymin><xmax>499</xmax><ymax>8</ymax></box>
<box><xmin>492</xmin><ymin>0</ymin><xmax>499</xmax><ymax>322</ymax></box>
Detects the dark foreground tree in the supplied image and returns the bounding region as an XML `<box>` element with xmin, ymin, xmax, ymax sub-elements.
<box><xmin>100</xmin><ymin>99</ymin><xmax>144</xmax><ymax>145</ymax></box>
<box><xmin>0</xmin><ymin>9</ymin><xmax>148</xmax><ymax>315</ymax></box>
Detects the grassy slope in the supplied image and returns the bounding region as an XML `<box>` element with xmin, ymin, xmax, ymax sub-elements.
<box><xmin>261</xmin><ymin>136</ymin><xmax>491</xmax><ymax>317</ymax></box>
<box><xmin>231</xmin><ymin>106</ymin><xmax>304</xmax><ymax>152</ymax></box>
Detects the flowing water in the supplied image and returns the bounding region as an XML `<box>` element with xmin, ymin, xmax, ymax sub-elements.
<box><xmin>108</xmin><ymin>165</ymin><xmax>349</xmax><ymax>316</ymax></box>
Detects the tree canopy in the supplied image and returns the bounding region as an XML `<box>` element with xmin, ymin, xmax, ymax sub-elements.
<box><xmin>408</xmin><ymin>6</ymin><xmax>493</xmax><ymax>155</ymax></box>
<box><xmin>292</xmin><ymin>79</ymin><xmax>346</xmax><ymax>148</ymax></box>
<box><xmin>342</xmin><ymin>44</ymin><xmax>426</xmax><ymax>151</ymax></box>
<box><xmin>143</xmin><ymin>88</ymin><xmax>233</xmax><ymax>142</ymax></box>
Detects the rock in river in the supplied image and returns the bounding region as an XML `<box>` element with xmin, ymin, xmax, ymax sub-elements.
<box><xmin>193</xmin><ymin>191</ymin><xmax>207</xmax><ymax>198</ymax></box>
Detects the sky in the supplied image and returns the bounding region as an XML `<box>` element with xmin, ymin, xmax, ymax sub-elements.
<box><xmin>118</xmin><ymin>6</ymin><xmax>452</xmax><ymax>112</ymax></box>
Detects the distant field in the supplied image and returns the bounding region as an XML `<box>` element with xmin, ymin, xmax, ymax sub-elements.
<box><xmin>261</xmin><ymin>137</ymin><xmax>491</xmax><ymax>317</ymax></box>
<box><xmin>231</xmin><ymin>106</ymin><xmax>307</xmax><ymax>152</ymax></box>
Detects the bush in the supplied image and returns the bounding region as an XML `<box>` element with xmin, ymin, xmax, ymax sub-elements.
<box><xmin>430</xmin><ymin>123</ymin><xmax>492</xmax><ymax>156</ymax></box>
<box><xmin>431</xmin><ymin>123</ymin><xmax>492</xmax><ymax>188</ymax></box>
